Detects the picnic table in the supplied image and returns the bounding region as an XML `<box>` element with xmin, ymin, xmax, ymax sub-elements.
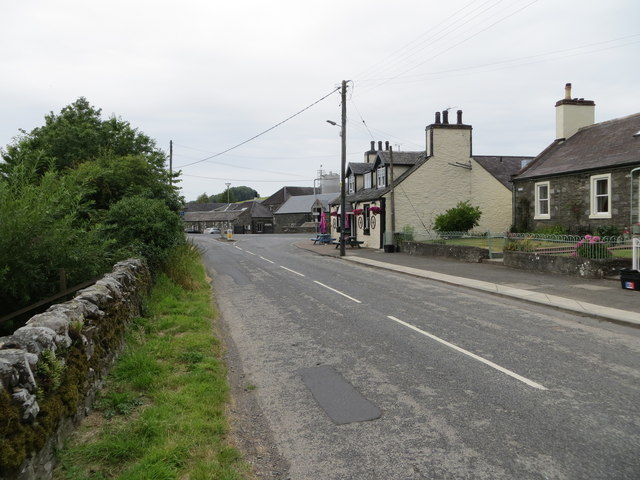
<box><xmin>335</xmin><ymin>236</ymin><xmax>364</xmax><ymax>248</ymax></box>
<box><xmin>311</xmin><ymin>233</ymin><xmax>335</xmax><ymax>245</ymax></box>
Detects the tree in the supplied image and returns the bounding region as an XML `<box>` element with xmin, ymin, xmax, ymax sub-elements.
<box><xmin>206</xmin><ymin>186</ymin><xmax>258</xmax><ymax>203</ymax></box>
<box><xmin>195</xmin><ymin>193</ymin><xmax>210</xmax><ymax>203</ymax></box>
<box><xmin>1</xmin><ymin>97</ymin><xmax>169</xmax><ymax>176</ymax></box>
<box><xmin>433</xmin><ymin>201</ymin><xmax>482</xmax><ymax>232</ymax></box>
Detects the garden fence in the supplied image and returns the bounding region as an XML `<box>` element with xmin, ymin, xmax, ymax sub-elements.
<box><xmin>403</xmin><ymin>230</ymin><xmax>636</xmax><ymax>261</ymax></box>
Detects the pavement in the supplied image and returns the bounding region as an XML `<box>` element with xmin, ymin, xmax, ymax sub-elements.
<box><xmin>296</xmin><ymin>241</ymin><xmax>640</xmax><ymax>328</ymax></box>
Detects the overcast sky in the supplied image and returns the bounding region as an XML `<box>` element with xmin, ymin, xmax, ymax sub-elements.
<box><xmin>2</xmin><ymin>0</ymin><xmax>638</xmax><ymax>202</ymax></box>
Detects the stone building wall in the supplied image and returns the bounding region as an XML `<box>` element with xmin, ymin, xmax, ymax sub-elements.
<box><xmin>0</xmin><ymin>259</ymin><xmax>150</xmax><ymax>480</ymax></box>
<box><xmin>514</xmin><ymin>166</ymin><xmax>634</xmax><ymax>233</ymax></box>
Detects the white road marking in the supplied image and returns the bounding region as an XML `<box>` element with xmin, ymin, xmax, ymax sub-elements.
<box><xmin>246</xmin><ymin>250</ymin><xmax>256</xmax><ymax>255</ymax></box>
<box><xmin>234</xmin><ymin>246</ymin><xmax>243</xmax><ymax>250</ymax></box>
<box><xmin>260</xmin><ymin>256</ymin><xmax>275</xmax><ymax>264</ymax></box>
<box><xmin>280</xmin><ymin>266</ymin><xmax>305</xmax><ymax>277</ymax></box>
<box><xmin>387</xmin><ymin>315</ymin><xmax>547</xmax><ymax>390</ymax></box>
<box><xmin>314</xmin><ymin>281</ymin><xmax>362</xmax><ymax>304</ymax></box>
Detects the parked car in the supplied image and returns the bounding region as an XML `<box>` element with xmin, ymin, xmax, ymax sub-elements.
<box><xmin>204</xmin><ymin>227</ymin><xmax>221</xmax><ymax>234</ymax></box>
<box><xmin>184</xmin><ymin>227</ymin><xmax>201</xmax><ymax>234</ymax></box>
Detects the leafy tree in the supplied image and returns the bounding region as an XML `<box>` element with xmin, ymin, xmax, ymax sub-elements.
<box><xmin>206</xmin><ymin>186</ymin><xmax>258</xmax><ymax>203</ymax></box>
<box><xmin>433</xmin><ymin>201</ymin><xmax>482</xmax><ymax>232</ymax></box>
<box><xmin>70</xmin><ymin>153</ymin><xmax>182</xmax><ymax>213</ymax></box>
<box><xmin>0</xmin><ymin>97</ymin><xmax>170</xmax><ymax>177</ymax></box>
<box><xmin>195</xmin><ymin>193</ymin><xmax>210</xmax><ymax>203</ymax></box>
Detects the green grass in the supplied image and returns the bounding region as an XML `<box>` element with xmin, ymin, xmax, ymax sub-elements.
<box><xmin>54</xmin><ymin>244</ymin><xmax>249</xmax><ymax>480</ymax></box>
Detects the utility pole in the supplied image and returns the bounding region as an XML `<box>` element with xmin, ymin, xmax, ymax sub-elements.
<box><xmin>169</xmin><ymin>140</ymin><xmax>173</xmax><ymax>186</ymax></box>
<box><xmin>339</xmin><ymin>80</ymin><xmax>347</xmax><ymax>257</ymax></box>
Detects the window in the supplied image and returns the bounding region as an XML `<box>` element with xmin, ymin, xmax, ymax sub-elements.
<box><xmin>348</xmin><ymin>175</ymin><xmax>355</xmax><ymax>194</ymax></box>
<box><xmin>376</xmin><ymin>166</ymin><xmax>386</xmax><ymax>188</ymax></box>
<box><xmin>534</xmin><ymin>181</ymin><xmax>550</xmax><ymax>219</ymax></box>
<box><xmin>590</xmin><ymin>174</ymin><xmax>611</xmax><ymax>218</ymax></box>
<box><xmin>364</xmin><ymin>172</ymin><xmax>372</xmax><ymax>189</ymax></box>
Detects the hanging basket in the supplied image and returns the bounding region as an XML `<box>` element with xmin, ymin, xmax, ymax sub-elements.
<box><xmin>369</xmin><ymin>206</ymin><xmax>382</xmax><ymax>215</ymax></box>
<box><xmin>353</xmin><ymin>208</ymin><xmax>364</xmax><ymax>216</ymax></box>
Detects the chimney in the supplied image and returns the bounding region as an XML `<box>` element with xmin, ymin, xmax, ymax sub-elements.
<box><xmin>442</xmin><ymin>110</ymin><xmax>449</xmax><ymax>124</ymax></box>
<box><xmin>378</xmin><ymin>141</ymin><xmax>383</xmax><ymax>150</ymax></box>
<box><xmin>457</xmin><ymin>110</ymin><xmax>463</xmax><ymax>125</ymax></box>
<box><xmin>555</xmin><ymin>83</ymin><xmax>595</xmax><ymax>140</ymax></box>
<box><xmin>435</xmin><ymin>111</ymin><xmax>441</xmax><ymax>124</ymax></box>
<box><xmin>370</xmin><ymin>141</ymin><xmax>375</xmax><ymax>151</ymax></box>
<box><xmin>385</xmin><ymin>141</ymin><xmax>389</xmax><ymax>150</ymax></box>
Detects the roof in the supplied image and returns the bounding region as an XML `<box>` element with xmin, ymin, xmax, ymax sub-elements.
<box><xmin>183</xmin><ymin>202</ymin><xmax>226</xmax><ymax>212</ymax></box>
<box><xmin>515</xmin><ymin>113</ymin><xmax>640</xmax><ymax>180</ymax></box>
<box><xmin>261</xmin><ymin>186</ymin><xmax>315</xmax><ymax>206</ymax></box>
<box><xmin>474</xmin><ymin>156</ymin><xmax>532</xmax><ymax>189</ymax></box>
<box><xmin>347</xmin><ymin>162</ymin><xmax>374</xmax><ymax>175</ymax></box>
<box><xmin>275</xmin><ymin>193</ymin><xmax>336</xmax><ymax>214</ymax></box>
<box><xmin>376</xmin><ymin>150</ymin><xmax>424</xmax><ymax>166</ymax></box>
<box><xmin>183</xmin><ymin>210</ymin><xmax>243</xmax><ymax>222</ymax></box>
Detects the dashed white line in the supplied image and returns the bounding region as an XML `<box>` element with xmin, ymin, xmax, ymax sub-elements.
<box><xmin>314</xmin><ymin>281</ymin><xmax>362</xmax><ymax>304</ymax></box>
<box><xmin>234</xmin><ymin>246</ymin><xmax>243</xmax><ymax>251</ymax></box>
<box><xmin>245</xmin><ymin>250</ymin><xmax>256</xmax><ymax>256</ymax></box>
<box><xmin>387</xmin><ymin>315</ymin><xmax>547</xmax><ymax>390</ymax></box>
<box><xmin>260</xmin><ymin>256</ymin><xmax>275</xmax><ymax>264</ymax></box>
<box><xmin>280</xmin><ymin>266</ymin><xmax>305</xmax><ymax>277</ymax></box>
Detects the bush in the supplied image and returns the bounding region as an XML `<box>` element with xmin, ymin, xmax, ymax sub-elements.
<box><xmin>534</xmin><ymin>225</ymin><xmax>567</xmax><ymax>235</ymax></box>
<box><xmin>433</xmin><ymin>201</ymin><xmax>482</xmax><ymax>233</ymax></box>
<box><xmin>575</xmin><ymin>235</ymin><xmax>611</xmax><ymax>259</ymax></box>
<box><xmin>595</xmin><ymin>225</ymin><xmax>621</xmax><ymax>238</ymax></box>
<box><xmin>102</xmin><ymin>196</ymin><xmax>185</xmax><ymax>272</ymax></box>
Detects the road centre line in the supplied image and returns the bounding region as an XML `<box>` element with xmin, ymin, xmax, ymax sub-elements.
<box><xmin>246</xmin><ymin>250</ymin><xmax>256</xmax><ymax>255</ymax></box>
<box><xmin>260</xmin><ymin>256</ymin><xmax>275</xmax><ymax>264</ymax></box>
<box><xmin>234</xmin><ymin>246</ymin><xmax>243</xmax><ymax>250</ymax></box>
<box><xmin>280</xmin><ymin>266</ymin><xmax>305</xmax><ymax>277</ymax></box>
<box><xmin>314</xmin><ymin>281</ymin><xmax>362</xmax><ymax>304</ymax></box>
<box><xmin>387</xmin><ymin>315</ymin><xmax>547</xmax><ymax>391</ymax></box>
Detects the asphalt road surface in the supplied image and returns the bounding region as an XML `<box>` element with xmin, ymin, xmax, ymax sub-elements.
<box><xmin>192</xmin><ymin>234</ymin><xmax>640</xmax><ymax>480</ymax></box>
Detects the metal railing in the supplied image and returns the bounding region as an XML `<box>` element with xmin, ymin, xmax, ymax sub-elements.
<box><xmin>404</xmin><ymin>230</ymin><xmax>636</xmax><ymax>261</ymax></box>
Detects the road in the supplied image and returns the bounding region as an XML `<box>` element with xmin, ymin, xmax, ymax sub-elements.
<box><xmin>192</xmin><ymin>233</ymin><xmax>640</xmax><ymax>480</ymax></box>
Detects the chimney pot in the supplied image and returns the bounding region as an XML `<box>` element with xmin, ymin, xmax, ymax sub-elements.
<box><xmin>442</xmin><ymin>110</ymin><xmax>449</xmax><ymax>124</ymax></box>
<box><xmin>435</xmin><ymin>112</ymin><xmax>441</xmax><ymax>124</ymax></box>
<box><xmin>456</xmin><ymin>110</ymin><xmax>463</xmax><ymax>125</ymax></box>
<box><xmin>378</xmin><ymin>141</ymin><xmax>383</xmax><ymax>150</ymax></box>
<box><xmin>564</xmin><ymin>83</ymin><xmax>572</xmax><ymax>100</ymax></box>
<box><xmin>385</xmin><ymin>141</ymin><xmax>389</xmax><ymax>150</ymax></box>
<box><xmin>370</xmin><ymin>141</ymin><xmax>375</xmax><ymax>151</ymax></box>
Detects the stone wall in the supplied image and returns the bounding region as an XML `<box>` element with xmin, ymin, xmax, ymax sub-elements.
<box><xmin>401</xmin><ymin>241</ymin><xmax>490</xmax><ymax>263</ymax></box>
<box><xmin>503</xmin><ymin>251</ymin><xmax>629</xmax><ymax>278</ymax></box>
<box><xmin>0</xmin><ymin>259</ymin><xmax>150</xmax><ymax>480</ymax></box>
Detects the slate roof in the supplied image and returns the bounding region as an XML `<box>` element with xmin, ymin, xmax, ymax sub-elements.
<box><xmin>183</xmin><ymin>202</ymin><xmax>226</xmax><ymax>212</ymax></box>
<box><xmin>275</xmin><ymin>193</ymin><xmax>337</xmax><ymax>214</ymax></box>
<box><xmin>515</xmin><ymin>113</ymin><xmax>640</xmax><ymax>180</ymax></box>
<box><xmin>474</xmin><ymin>156</ymin><xmax>532</xmax><ymax>189</ymax></box>
<box><xmin>183</xmin><ymin>210</ymin><xmax>243</xmax><ymax>222</ymax></box>
<box><xmin>262</xmin><ymin>186</ymin><xmax>315</xmax><ymax>206</ymax></box>
<box><xmin>377</xmin><ymin>150</ymin><xmax>424</xmax><ymax>166</ymax></box>
<box><xmin>347</xmin><ymin>162</ymin><xmax>374</xmax><ymax>175</ymax></box>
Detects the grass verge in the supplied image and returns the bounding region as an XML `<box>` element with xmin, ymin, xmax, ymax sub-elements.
<box><xmin>53</xmin><ymin>244</ymin><xmax>249</xmax><ymax>480</ymax></box>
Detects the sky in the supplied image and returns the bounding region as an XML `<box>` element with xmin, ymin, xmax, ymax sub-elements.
<box><xmin>1</xmin><ymin>0</ymin><xmax>638</xmax><ymax>202</ymax></box>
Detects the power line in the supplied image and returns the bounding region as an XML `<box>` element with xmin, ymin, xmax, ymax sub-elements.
<box><xmin>177</xmin><ymin>86</ymin><xmax>340</xmax><ymax>169</ymax></box>
<box><xmin>181</xmin><ymin>173</ymin><xmax>315</xmax><ymax>183</ymax></box>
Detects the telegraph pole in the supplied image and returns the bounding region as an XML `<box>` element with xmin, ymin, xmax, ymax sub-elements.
<box><xmin>339</xmin><ymin>80</ymin><xmax>347</xmax><ymax>257</ymax></box>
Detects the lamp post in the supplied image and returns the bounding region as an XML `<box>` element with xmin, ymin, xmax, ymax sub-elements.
<box><xmin>326</xmin><ymin>80</ymin><xmax>348</xmax><ymax>256</ymax></box>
